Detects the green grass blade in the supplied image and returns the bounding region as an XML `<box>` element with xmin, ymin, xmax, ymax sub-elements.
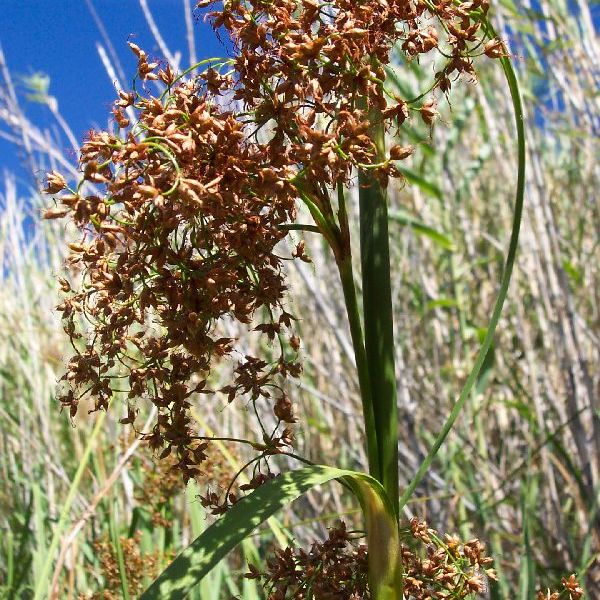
<box><xmin>4</xmin><ymin>529</ymin><xmax>14</xmax><ymax>593</ymax></box>
<box><xmin>6</xmin><ymin>494</ymin><xmax>35</xmax><ymax>597</ymax></box>
<box><xmin>395</xmin><ymin>167</ymin><xmax>443</xmax><ymax>201</ymax></box>
<box><xmin>31</xmin><ymin>483</ymin><xmax>46</xmax><ymax>584</ymax></box>
<box><xmin>518</xmin><ymin>469</ymin><xmax>537</xmax><ymax>600</ymax></box>
<box><xmin>141</xmin><ymin>465</ymin><xmax>402</xmax><ymax>600</ymax></box>
<box><xmin>398</xmin><ymin>19</ymin><xmax>526</xmax><ymax>512</ymax></box>
<box><xmin>109</xmin><ymin>504</ymin><xmax>131</xmax><ymax>600</ymax></box>
<box><xmin>32</xmin><ymin>411</ymin><xmax>108</xmax><ymax>600</ymax></box>
<box><xmin>388</xmin><ymin>208</ymin><xmax>454</xmax><ymax>251</ymax></box>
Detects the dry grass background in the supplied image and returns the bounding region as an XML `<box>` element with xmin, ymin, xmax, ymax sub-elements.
<box><xmin>0</xmin><ymin>0</ymin><xmax>598</xmax><ymax>597</ymax></box>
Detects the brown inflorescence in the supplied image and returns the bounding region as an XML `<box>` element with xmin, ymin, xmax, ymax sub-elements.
<box><xmin>537</xmin><ymin>574</ymin><xmax>585</xmax><ymax>600</ymax></box>
<box><xmin>85</xmin><ymin>532</ymin><xmax>162</xmax><ymax>599</ymax></box>
<box><xmin>45</xmin><ymin>0</ymin><xmax>501</xmax><ymax>486</ymax></box>
<box><xmin>402</xmin><ymin>517</ymin><xmax>497</xmax><ymax>599</ymax></box>
<box><xmin>47</xmin><ymin>78</ymin><xmax>302</xmax><ymax>483</ymax></box>
<box><xmin>247</xmin><ymin>521</ymin><xmax>370</xmax><ymax>599</ymax></box>
<box><xmin>249</xmin><ymin>518</ymin><xmax>498</xmax><ymax>599</ymax></box>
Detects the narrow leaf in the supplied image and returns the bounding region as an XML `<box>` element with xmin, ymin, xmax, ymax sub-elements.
<box><xmin>396</xmin><ymin>167</ymin><xmax>443</xmax><ymax>201</ymax></box>
<box><xmin>389</xmin><ymin>208</ymin><xmax>455</xmax><ymax>251</ymax></box>
<box><xmin>398</xmin><ymin>17</ymin><xmax>526</xmax><ymax>512</ymax></box>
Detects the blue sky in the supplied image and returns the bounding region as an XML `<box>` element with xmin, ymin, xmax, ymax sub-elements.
<box><xmin>1</xmin><ymin>2</ymin><xmax>598</xmax><ymax>192</ymax></box>
<box><xmin>0</xmin><ymin>1</ymin><xmax>222</xmax><ymax>189</ymax></box>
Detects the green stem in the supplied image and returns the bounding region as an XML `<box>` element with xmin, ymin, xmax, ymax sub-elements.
<box><xmin>278</xmin><ymin>223</ymin><xmax>321</xmax><ymax>233</ymax></box>
<box><xmin>295</xmin><ymin>185</ymin><xmax>341</xmax><ymax>256</ymax></box>
<box><xmin>358</xmin><ymin>120</ymin><xmax>399</xmax><ymax>518</ymax></box>
<box><xmin>338</xmin><ymin>256</ymin><xmax>381</xmax><ymax>481</ymax></box>
<box><xmin>398</xmin><ymin>23</ymin><xmax>526</xmax><ymax>513</ymax></box>
<box><xmin>337</xmin><ymin>174</ymin><xmax>401</xmax><ymax>597</ymax></box>
<box><xmin>110</xmin><ymin>504</ymin><xmax>132</xmax><ymax>600</ymax></box>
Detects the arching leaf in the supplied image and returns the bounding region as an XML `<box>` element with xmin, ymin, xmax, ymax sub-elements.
<box><xmin>141</xmin><ymin>465</ymin><xmax>402</xmax><ymax>600</ymax></box>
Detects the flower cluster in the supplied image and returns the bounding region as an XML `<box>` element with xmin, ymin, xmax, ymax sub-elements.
<box><xmin>45</xmin><ymin>78</ymin><xmax>300</xmax><ymax>481</ymax></box>
<box><xmin>402</xmin><ymin>517</ymin><xmax>496</xmax><ymax>599</ymax></box>
<box><xmin>248</xmin><ymin>518</ymin><xmax>497</xmax><ymax>599</ymax></box>
<box><xmin>198</xmin><ymin>0</ymin><xmax>498</xmax><ymax>188</ymax></box>
<box><xmin>537</xmin><ymin>575</ymin><xmax>584</xmax><ymax>600</ymax></box>
<box><xmin>45</xmin><ymin>0</ymin><xmax>501</xmax><ymax>482</ymax></box>
<box><xmin>246</xmin><ymin>521</ymin><xmax>369</xmax><ymax>599</ymax></box>
<box><xmin>87</xmin><ymin>532</ymin><xmax>161</xmax><ymax>599</ymax></box>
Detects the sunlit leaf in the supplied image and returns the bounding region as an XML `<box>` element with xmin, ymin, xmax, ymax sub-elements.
<box><xmin>141</xmin><ymin>465</ymin><xmax>402</xmax><ymax>600</ymax></box>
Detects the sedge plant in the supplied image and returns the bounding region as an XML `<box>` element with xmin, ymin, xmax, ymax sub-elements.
<box><xmin>42</xmin><ymin>1</ymin><xmax>539</xmax><ymax>598</ymax></box>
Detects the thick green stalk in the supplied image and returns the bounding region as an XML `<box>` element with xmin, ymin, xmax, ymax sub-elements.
<box><xmin>358</xmin><ymin>119</ymin><xmax>399</xmax><ymax>519</ymax></box>
<box><xmin>338</xmin><ymin>181</ymin><xmax>399</xmax><ymax>599</ymax></box>
<box><xmin>338</xmin><ymin>255</ymin><xmax>381</xmax><ymax>481</ymax></box>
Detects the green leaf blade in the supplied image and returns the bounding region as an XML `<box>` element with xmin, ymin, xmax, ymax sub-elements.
<box><xmin>141</xmin><ymin>465</ymin><xmax>401</xmax><ymax>600</ymax></box>
<box><xmin>389</xmin><ymin>208</ymin><xmax>455</xmax><ymax>251</ymax></box>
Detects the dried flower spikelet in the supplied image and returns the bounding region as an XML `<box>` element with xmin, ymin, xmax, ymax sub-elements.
<box><xmin>43</xmin><ymin>206</ymin><xmax>70</xmax><ymax>220</ymax></box>
<box><xmin>420</xmin><ymin>100</ymin><xmax>438</xmax><ymax>126</ymax></box>
<box><xmin>273</xmin><ymin>394</ymin><xmax>296</xmax><ymax>423</ymax></box>
<box><xmin>389</xmin><ymin>144</ymin><xmax>414</xmax><ymax>161</ymax></box>
<box><xmin>44</xmin><ymin>170</ymin><xmax>68</xmax><ymax>194</ymax></box>
<box><xmin>562</xmin><ymin>574</ymin><xmax>584</xmax><ymax>599</ymax></box>
<box><xmin>537</xmin><ymin>592</ymin><xmax>560</xmax><ymax>600</ymax></box>
<box><xmin>289</xmin><ymin>335</ymin><xmax>301</xmax><ymax>352</ymax></box>
<box><xmin>128</xmin><ymin>41</ymin><xmax>159</xmax><ymax>80</ymax></box>
<box><xmin>292</xmin><ymin>240</ymin><xmax>311</xmax><ymax>263</ymax></box>
<box><xmin>410</xmin><ymin>516</ymin><xmax>432</xmax><ymax>543</ymax></box>
<box><xmin>484</xmin><ymin>38</ymin><xmax>507</xmax><ymax>59</ymax></box>
<box><xmin>537</xmin><ymin>573</ymin><xmax>584</xmax><ymax>600</ymax></box>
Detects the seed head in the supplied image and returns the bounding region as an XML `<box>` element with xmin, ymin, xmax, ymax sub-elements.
<box><xmin>44</xmin><ymin>170</ymin><xmax>68</xmax><ymax>194</ymax></box>
<box><xmin>48</xmin><ymin>0</ymin><xmax>500</xmax><ymax>488</ymax></box>
<box><xmin>484</xmin><ymin>38</ymin><xmax>507</xmax><ymax>59</ymax></box>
